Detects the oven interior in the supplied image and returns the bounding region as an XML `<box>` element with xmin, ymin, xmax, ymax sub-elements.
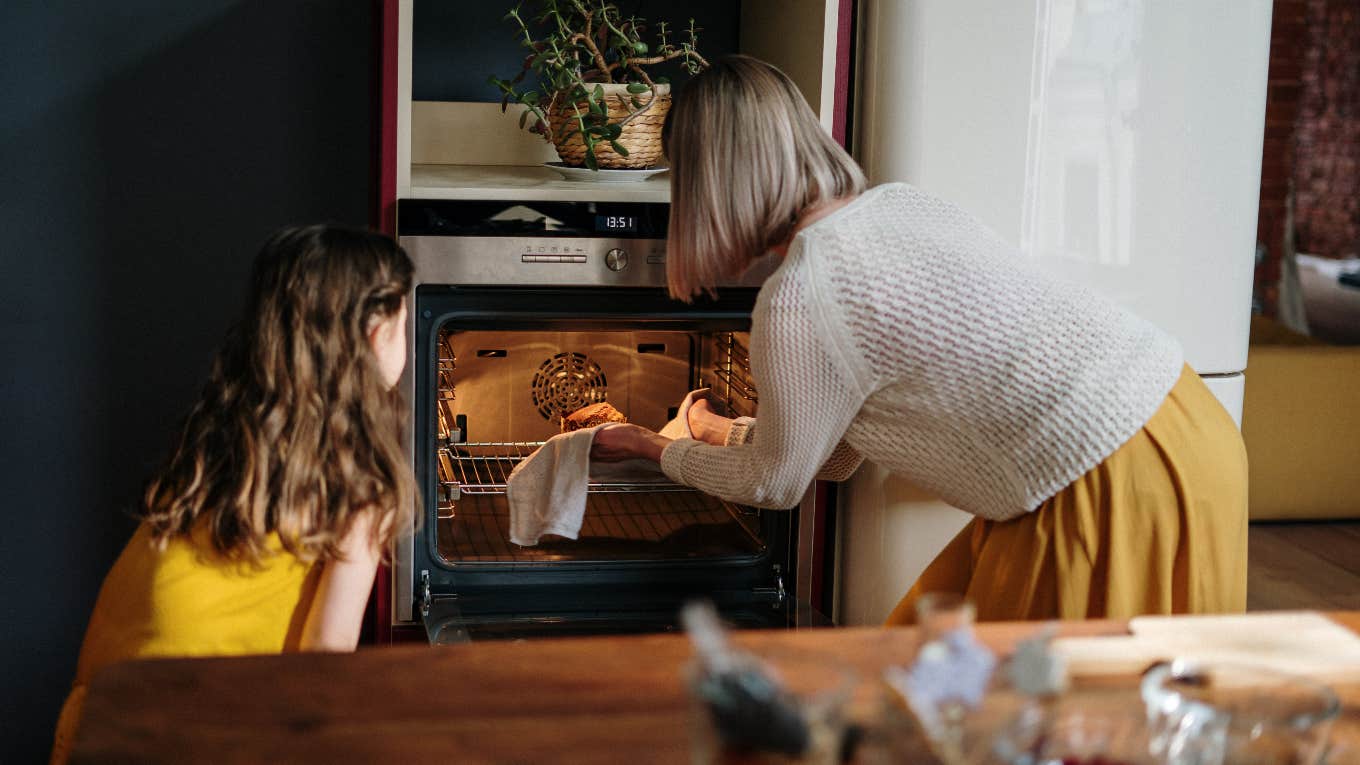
<box><xmin>433</xmin><ymin>326</ymin><xmax>763</xmax><ymax>566</ymax></box>
<box><xmin>409</xmin><ymin>285</ymin><xmax>803</xmax><ymax>641</ymax></box>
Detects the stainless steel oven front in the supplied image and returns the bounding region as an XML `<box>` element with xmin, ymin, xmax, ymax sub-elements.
<box><xmin>393</xmin><ymin>198</ymin><xmax>828</xmax><ymax>642</ymax></box>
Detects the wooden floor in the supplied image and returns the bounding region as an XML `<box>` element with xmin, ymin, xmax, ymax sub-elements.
<box><xmin>1248</xmin><ymin>521</ymin><xmax>1360</xmax><ymax>611</ymax></box>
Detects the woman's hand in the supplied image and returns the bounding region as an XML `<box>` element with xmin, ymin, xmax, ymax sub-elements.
<box><xmin>590</xmin><ymin>423</ymin><xmax>671</xmax><ymax>463</ymax></box>
<box><xmin>687</xmin><ymin>398</ymin><xmax>735</xmax><ymax>446</ymax></box>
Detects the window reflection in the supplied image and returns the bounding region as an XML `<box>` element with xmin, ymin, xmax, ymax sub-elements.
<box><xmin>1021</xmin><ymin>0</ymin><xmax>1143</xmax><ymax>267</ymax></box>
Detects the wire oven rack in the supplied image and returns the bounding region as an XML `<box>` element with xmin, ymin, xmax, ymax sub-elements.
<box><xmin>437</xmin><ymin>489</ymin><xmax>763</xmax><ymax>562</ymax></box>
<box><xmin>709</xmin><ymin>332</ymin><xmax>758</xmax><ymax>419</ymax></box>
<box><xmin>436</xmin><ymin>441</ymin><xmax>696</xmax><ymax>517</ymax></box>
<box><xmin>434</xmin><ymin>440</ymin><xmax>765</xmax><ymax>562</ymax></box>
<box><xmin>435</xmin><ymin>334</ymin><xmax>458</xmax><ymax>444</ymax></box>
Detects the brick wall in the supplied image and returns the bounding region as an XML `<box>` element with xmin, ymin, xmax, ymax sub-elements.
<box><xmin>1256</xmin><ymin>0</ymin><xmax>1307</xmax><ymax>315</ymax></box>
<box><xmin>1294</xmin><ymin>0</ymin><xmax>1360</xmax><ymax>259</ymax></box>
<box><xmin>1256</xmin><ymin>0</ymin><xmax>1360</xmax><ymax>315</ymax></box>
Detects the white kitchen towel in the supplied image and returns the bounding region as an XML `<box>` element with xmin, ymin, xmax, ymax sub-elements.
<box><xmin>661</xmin><ymin>388</ymin><xmax>708</xmax><ymax>440</ymax></box>
<box><xmin>506</xmin><ymin>425</ymin><xmax>601</xmax><ymax>547</ymax></box>
<box><xmin>506</xmin><ymin>389</ymin><xmax>708</xmax><ymax>547</ymax></box>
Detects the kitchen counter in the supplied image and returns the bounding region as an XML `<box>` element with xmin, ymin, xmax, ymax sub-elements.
<box><xmin>69</xmin><ymin>612</ymin><xmax>1360</xmax><ymax>763</ymax></box>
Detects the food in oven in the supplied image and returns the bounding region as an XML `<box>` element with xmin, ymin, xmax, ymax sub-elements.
<box><xmin>561</xmin><ymin>401</ymin><xmax>627</xmax><ymax>432</ymax></box>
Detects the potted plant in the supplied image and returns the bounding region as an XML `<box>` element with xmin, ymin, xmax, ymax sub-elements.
<box><xmin>489</xmin><ymin>1</ymin><xmax>708</xmax><ymax>171</ymax></box>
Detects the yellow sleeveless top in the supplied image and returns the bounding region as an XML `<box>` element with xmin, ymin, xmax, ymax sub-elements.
<box><xmin>52</xmin><ymin>520</ymin><xmax>320</xmax><ymax>762</ymax></box>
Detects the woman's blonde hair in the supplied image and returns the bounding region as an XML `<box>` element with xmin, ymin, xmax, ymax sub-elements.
<box><xmin>142</xmin><ymin>224</ymin><xmax>417</xmax><ymax>565</ymax></box>
<box><xmin>663</xmin><ymin>55</ymin><xmax>866</xmax><ymax>301</ymax></box>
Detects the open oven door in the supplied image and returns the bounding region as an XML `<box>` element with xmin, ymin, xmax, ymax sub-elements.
<box><xmin>419</xmin><ymin>577</ymin><xmax>802</xmax><ymax>644</ymax></box>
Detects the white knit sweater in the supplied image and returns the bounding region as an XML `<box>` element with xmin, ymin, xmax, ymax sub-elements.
<box><xmin>660</xmin><ymin>183</ymin><xmax>1184</xmax><ymax>521</ymax></box>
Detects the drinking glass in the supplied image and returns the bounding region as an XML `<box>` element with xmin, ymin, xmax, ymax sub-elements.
<box><xmin>991</xmin><ymin>689</ymin><xmax>1155</xmax><ymax>764</ymax></box>
<box><xmin>916</xmin><ymin>592</ymin><xmax>977</xmax><ymax>642</ymax></box>
<box><xmin>871</xmin><ymin>593</ymin><xmax>997</xmax><ymax>764</ymax></box>
<box><xmin>1141</xmin><ymin>660</ymin><xmax>1340</xmax><ymax>765</ymax></box>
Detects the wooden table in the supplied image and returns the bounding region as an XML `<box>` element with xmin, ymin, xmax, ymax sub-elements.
<box><xmin>71</xmin><ymin>613</ymin><xmax>1360</xmax><ymax>763</ymax></box>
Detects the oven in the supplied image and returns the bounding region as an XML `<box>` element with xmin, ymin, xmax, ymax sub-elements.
<box><xmin>392</xmin><ymin>198</ymin><xmax>834</xmax><ymax>643</ymax></box>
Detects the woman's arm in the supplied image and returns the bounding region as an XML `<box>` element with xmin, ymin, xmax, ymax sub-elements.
<box><xmin>658</xmin><ymin>264</ymin><xmax>873</xmax><ymax>508</ymax></box>
<box><xmin>696</xmin><ymin>404</ymin><xmax>865</xmax><ymax>482</ymax></box>
<box><xmin>297</xmin><ymin>511</ymin><xmax>381</xmax><ymax>652</ymax></box>
<box><xmin>815</xmin><ymin>441</ymin><xmax>865</xmax><ymax>482</ymax></box>
<box><xmin>725</xmin><ymin>415</ymin><xmax>864</xmax><ymax>481</ymax></box>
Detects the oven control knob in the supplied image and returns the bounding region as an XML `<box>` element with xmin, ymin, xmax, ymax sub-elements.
<box><xmin>605</xmin><ymin>248</ymin><xmax>629</xmax><ymax>272</ymax></box>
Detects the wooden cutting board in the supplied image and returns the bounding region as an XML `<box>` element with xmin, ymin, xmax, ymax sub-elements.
<box><xmin>1053</xmin><ymin>611</ymin><xmax>1360</xmax><ymax>682</ymax></box>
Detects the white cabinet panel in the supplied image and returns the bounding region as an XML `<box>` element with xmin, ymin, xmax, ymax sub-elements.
<box><xmin>836</xmin><ymin>464</ymin><xmax>971</xmax><ymax>626</ymax></box>
<box><xmin>1202</xmin><ymin>373</ymin><xmax>1245</xmax><ymax>429</ymax></box>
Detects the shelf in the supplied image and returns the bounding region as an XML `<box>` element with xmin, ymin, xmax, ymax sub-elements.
<box><xmin>437</xmin><ymin>441</ymin><xmax>689</xmax><ymax>512</ymax></box>
<box><xmin>410</xmin><ymin>164</ymin><xmax>671</xmax><ymax>203</ymax></box>
<box><xmin>437</xmin><ymin>489</ymin><xmax>763</xmax><ymax>562</ymax></box>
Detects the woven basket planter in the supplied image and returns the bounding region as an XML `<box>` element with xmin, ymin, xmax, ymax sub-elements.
<box><xmin>547</xmin><ymin>83</ymin><xmax>670</xmax><ymax>169</ymax></box>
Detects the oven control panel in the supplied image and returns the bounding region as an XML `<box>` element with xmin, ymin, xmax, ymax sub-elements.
<box><xmin>403</xmin><ymin>235</ymin><xmax>671</xmax><ymax>287</ymax></box>
<box><xmin>396</xmin><ymin>198</ymin><xmax>772</xmax><ymax>289</ymax></box>
<box><xmin>514</xmin><ymin>242</ymin><xmax>662</xmax><ymax>269</ymax></box>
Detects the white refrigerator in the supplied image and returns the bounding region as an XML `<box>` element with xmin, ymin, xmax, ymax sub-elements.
<box><xmin>836</xmin><ymin>0</ymin><xmax>1273</xmax><ymax>625</ymax></box>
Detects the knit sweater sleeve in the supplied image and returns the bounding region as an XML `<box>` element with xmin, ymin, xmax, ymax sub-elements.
<box><xmin>660</xmin><ymin>251</ymin><xmax>871</xmax><ymax>508</ymax></box>
<box><xmin>725</xmin><ymin>417</ymin><xmax>864</xmax><ymax>482</ymax></box>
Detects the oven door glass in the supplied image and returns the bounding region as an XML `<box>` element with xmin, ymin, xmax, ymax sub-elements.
<box><xmin>433</xmin><ymin>325</ymin><xmax>764</xmax><ymax>565</ymax></box>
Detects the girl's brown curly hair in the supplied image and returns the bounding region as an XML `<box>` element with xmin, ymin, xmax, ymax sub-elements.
<box><xmin>142</xmin><ymin>224</ymin><xmax>417</xmax><ymax>564</ymax></box>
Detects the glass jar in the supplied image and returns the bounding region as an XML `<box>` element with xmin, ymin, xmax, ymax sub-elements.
<box><xmin>1140</xmin><ymin>660</ymin><xmax>1340</xmax><ymax>765</ymax></box>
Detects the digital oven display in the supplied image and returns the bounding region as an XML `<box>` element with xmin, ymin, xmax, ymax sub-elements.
<box><xmin>595</xmin><ymin>214</ymin><xmax>638</xmax><ymax>233</ymax></box>
<box><xmin>396</xmin><ymin>199</ymin><xmax>668</xmax><ymax>239</ymax></box>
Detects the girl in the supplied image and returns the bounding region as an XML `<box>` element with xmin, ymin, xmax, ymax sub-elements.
<box><xmin>52</xmin><ymin>224</ymin><xmax>416</xmax><ymax>761</ymax></box>
<box><xmin>592</xmin><ymin>56</ymin><xmax>1248</xmax><ymax>623</ymax></box>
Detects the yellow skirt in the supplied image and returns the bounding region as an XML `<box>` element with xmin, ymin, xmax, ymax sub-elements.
<box><xmin>886</xmin><ymin>365</ymin><xmax>1248</xmax><ymax>625</ymax></box>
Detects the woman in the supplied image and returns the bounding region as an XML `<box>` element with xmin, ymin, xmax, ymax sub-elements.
<box><xmin>52</xmin><ymin>225</ymin><xmax>417</xmax><ymax>762</ymax></box>
<box><xmin>592</xmin><ymin>56</ymin><xmax>1247</xmax><ymax>623</ymax></box>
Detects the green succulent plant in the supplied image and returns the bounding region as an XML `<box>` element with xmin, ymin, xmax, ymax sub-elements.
<box><xmin>489</xmin><ymin>0</ymin><xmax>708</xmax><ymax>170</ymax></box>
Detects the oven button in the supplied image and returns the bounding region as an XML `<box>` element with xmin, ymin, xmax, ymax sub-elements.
<box><xmin>605</xmin><ymin>248</ymin><xmax>629</xmax><ymax>272</ymax></box>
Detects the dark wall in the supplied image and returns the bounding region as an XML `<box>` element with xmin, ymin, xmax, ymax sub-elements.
<box><xmin>0</xmin><ymin>1</ymin><xmax>373</xmax><ymax>760</ymax></box>
<box><xmin>413</xmin><ymin>0</ymin><xmax>740</xmax><ymax>102</ymax></box>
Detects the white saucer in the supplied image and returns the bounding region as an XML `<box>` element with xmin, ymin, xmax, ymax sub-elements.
<box><xmin>544</xmin><ymin>162</ymin><xmax>668</xmax><ymax>183</ymax></box>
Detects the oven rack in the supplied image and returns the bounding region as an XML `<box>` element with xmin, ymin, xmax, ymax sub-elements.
<box><xmin>437</xmin><ymin>441</ymin><xmax>694</xmax><ymax>504</ymax></box>
<box><xmin>437</xmin><ymin>489</ymin><xmax>763</xmax><ymax>561</ymax></box>
<box><xmin>710</xmin><ymin>367</ymin><xmax>757</xmax><ymax>405</ymax></box>
<box><xmin>710</xmin><ymin>333</ymin><xmax>758</xmax><ymax>418</ymax></box>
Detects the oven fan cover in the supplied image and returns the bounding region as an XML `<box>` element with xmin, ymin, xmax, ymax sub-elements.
<box><xmin>530</xmin><ymin>352</ymin><xmax>608</xmax><ymax>422</ymax></box>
